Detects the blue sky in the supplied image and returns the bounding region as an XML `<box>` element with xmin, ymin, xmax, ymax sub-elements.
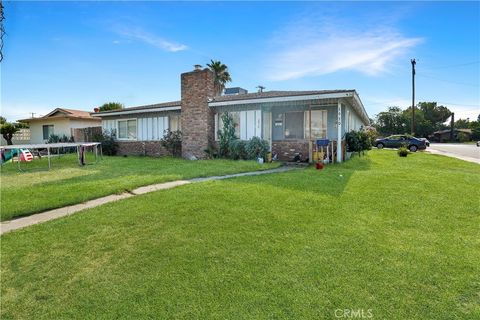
<box><xmin>2</xmin><ymin>1</ymin><xmax>479</xmax><ymax>121</ymax></box>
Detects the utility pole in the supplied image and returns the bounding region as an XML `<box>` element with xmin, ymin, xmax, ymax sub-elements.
<box><xmin>411</xmin><ymin>58</ymin><xmax>416</xmax><ymax>136</ymax></box>
<box><xmin>450</xmin><ymin>112</ymin><xmax>455</xmax><ymax>141</ymax></box>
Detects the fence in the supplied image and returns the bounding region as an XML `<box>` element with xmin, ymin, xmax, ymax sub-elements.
<box><xmin>0</xmin><ymin>128</ymin><xmax>31</xmax><ymax>146</ymax></box>
<box><xmin>71</xmin><ymin>126</ymin><xmax>102</xmax><ymax>142</ymax></box>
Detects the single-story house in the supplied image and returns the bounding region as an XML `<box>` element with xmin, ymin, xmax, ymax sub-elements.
<box><xmin>430</xmin><ymin>128</ymin><xmax>472</xmax><ymax>142</ymax></box>
<box><xmin>20</xmin><ymin>108</ymin><xmax>101</xmax><ymax>144</ymax></box>
<box><xmin>92</xmin><ymin>67</ymin><xmax>369</xmax><ymax>162</ymax></box>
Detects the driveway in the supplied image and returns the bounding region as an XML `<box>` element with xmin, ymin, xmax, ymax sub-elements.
<box><xmin>428</xmin><ymin>143</ymin><xmax>480</xmax><ymax>164</ymax></box>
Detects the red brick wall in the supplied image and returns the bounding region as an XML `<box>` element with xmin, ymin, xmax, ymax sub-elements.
<box><xmin>117</xmin><ymin>141</ymin><xmax>170</xmax><ymax>157</ymax></box>
<box><xmin>272</xmin><ymin>140</ymin><xmax>309</xmax><ymax>161</ymax></box>
<box><xmin>272</xmin><ymin>140</ymin><xmax>341</xmax><ymax>162</ymax></box>
<box><xmin>180</xmin><ymin>68</ymin><xmax>215</xmax><ymax>159</ymax></box>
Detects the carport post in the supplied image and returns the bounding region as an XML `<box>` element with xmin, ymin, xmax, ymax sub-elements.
<box><xmin>337</xmin><ymin>100</ymin><xmax>343</xmax><ymax>163</ymax></box>
<box><xmin>47</xmin><ymin>146</ymin><xmax>51</xmax><ymax>169</ymax></box>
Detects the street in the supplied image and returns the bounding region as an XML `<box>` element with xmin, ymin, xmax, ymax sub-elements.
<box><xmin>428</xmin><ymin>143</ymin><xmax>480</xmax><ymax>164</ymax></box>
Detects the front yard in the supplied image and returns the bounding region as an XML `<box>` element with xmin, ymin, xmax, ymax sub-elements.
<box><xmin>0</xmin><ymin>154</ymin><xmax>279</xmax><ymax>221</ymax></box>
<box><xmin>1</xmin><ymin>150</ymin><xmax>479</xmax><ymax>319</ymax></box>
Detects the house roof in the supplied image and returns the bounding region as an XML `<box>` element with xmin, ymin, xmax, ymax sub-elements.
<box><xmin>20</xmin><ymin>108</ymin><xmax>101</xmax><ymax>122</ymax></box>
<box><xmin>211</xmin><ymin>90</ymin><xmax>355</xmax><ymax>102</ymax></box>
<box><xmin>92</xmin><ymin>101</ymin><xmax>181</xmax><ymax>115</ymax></box>
<box><xmin>91</xmin><ymin>89</ymin><xmax>369</xmax><ymax>124</ymax></box>
<box><xmin>433</xmin><ymin>128</ymin><xmax>472</xmax><ymax>134</ymax></box>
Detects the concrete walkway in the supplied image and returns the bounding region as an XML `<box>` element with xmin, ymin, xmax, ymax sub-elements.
<box><xmin>0</xmin><ymin>167</ymin><xmax>296</xmax><ymax>235</ymax></box>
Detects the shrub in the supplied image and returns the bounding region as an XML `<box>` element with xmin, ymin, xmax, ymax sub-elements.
<box><xmin>345</xmin><ymin>131</ymin><xmax>360</xmax><ymax>153</ymax></box>
<box><xmin>161</xmin><ymin>130</ymin><xmax>182</xmax><ymax>157</ymax></box>
<box><xmin>204</xmin><ymin>144</ymin><xmax>218</xmax><ymax>159</ymax></box>
<box><xmin>346</xmin><ymin>130</ymin><xmax>372</xmax><ymax>156</ymax></box>
<box><xmin>457</xmin><ymin>132</ymin><xmax>470</xmax><ymax>142</ymax></box>
<box><xmin>92</xmin><ymin>130</ymin><xmax>118</xmax><ymax>156</ymax></box>
<box><xmin>358</xmin><ymin>131</ymin><xmax>372</xmax><ymax>153</ymax></box>
<box><xmin>398</xmin><ymin>146</ymin><xmax>409</xmax><ymax>157</ymax></box>
<box><xmin>245</xmin><ymin>137</ymin><xmax>269</xmax><ymax>160</ymax></box>
<box><xmin>229</xmin><ymin>139</ymin><xmax>247</xmax><ymax>160</ymax></box>
<box><xmin>218</xmin><ymin>113</ymin><xmax>236</xmax><ymax>158</ymax></box>
<box><xmin>47</xmin><ymin>134</ymin><xmax>73</xmax><ymax>143</ymax></box>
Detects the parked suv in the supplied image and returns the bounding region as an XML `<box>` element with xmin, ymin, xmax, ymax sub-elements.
<box><xmin>375</xmin><ymin>135</ymin><xmax>427</xmax><ymax>152</ymax></box>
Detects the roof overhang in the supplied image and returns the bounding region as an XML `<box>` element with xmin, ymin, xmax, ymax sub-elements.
<box><xmin>91</xmin><ymin>106</ymin><xmax>181</xmax><ymax>117</ymax></box>
<box><xmin>20</xmin><ymin>116</ymin><xmax>100</xmax><ymax>122</ymax></box>
<box><xmin>208</xmin><ymin>92</ymin><xmax>355</xmax><ymax>107</ymax></box>
<box><xmin>209</xmin><ymin>91</ymin><xmax>370</xmax><ymax>125</ymax></box>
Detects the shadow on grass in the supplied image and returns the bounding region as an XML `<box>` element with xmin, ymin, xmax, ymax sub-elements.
<box><xmin>226</xmin><ymin>155</ymin><xmax>372</xmax><ymax>198</ymax></box>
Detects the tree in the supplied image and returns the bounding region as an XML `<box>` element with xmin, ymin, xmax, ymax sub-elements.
<box><xmin>374</xmin><ymin>103</ymin><xmax>452</xmax><ymax>138</ymax></box>
<box><xmin>454</xmin><ymin>118</ymin><xmax>470</xmax><ymax>129</ymax></box>
<box><xmin>99</xmin><ymin>102</ymin><xmax>124</xmax><ymax>112</ymax></box>
<box><xmin>373</xmin><ymin>107</ymin><xmax>408</xmax><ymax>136</ymax></box>
<box><xmin>1</xmin><ymin>122</ymin><xmax>19</xmax><ymax>145</ymax></box>
<box><xmin>418</xmin><ymin>102</ymin><xmax>451</xmax><ymax>126</ymax></box>
<box><xmin>206</xmin><ymin>60</ymin><xmax>232</xmax><ymax>96</ymax></box>
<box><xmin>0</xmin><ymin>116</ymin><xmax>6</xmax><ymax>124</ymax></box>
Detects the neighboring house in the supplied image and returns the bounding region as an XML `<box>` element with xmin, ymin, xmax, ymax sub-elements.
<box><xmin>430</xmin><ymin>128</ymin><xmax>472</xmax><ymax>142</ymax></box>
<box><xmin>20</xmin><ymin>108</ymin><xmax>101</xmax><ymax>144</ymax></box>
<box><xmin>92</xmin><ymin>67</ymin><xmax>369</xmax><ymax>162</ymax></box>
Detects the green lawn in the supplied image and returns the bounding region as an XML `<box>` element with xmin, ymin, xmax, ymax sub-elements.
<box><xmin>1</xmin><ymin>150</ymin><xmax>479</xmax><ymax>319</ymax></box>
<box><xmin>0</xmin><ymin>153</ymin><xmax>279</xmax><ymax>221</ymax></box>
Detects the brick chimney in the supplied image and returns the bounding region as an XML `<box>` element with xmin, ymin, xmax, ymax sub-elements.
<box><xmin>180</xmin><ymin>67</ymin><xmax>215</xmax><ymax>159</ymax></box>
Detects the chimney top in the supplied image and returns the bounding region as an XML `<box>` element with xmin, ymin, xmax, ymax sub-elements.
<box><xmin>194</xmin><ymin>64</ymin><xmax>202</xmax><ymax>71</ymax></box>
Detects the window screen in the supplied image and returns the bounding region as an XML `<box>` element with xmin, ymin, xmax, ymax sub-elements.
<box><xmin>284</xmin><ymin>112</ymin><xmax>304</xmax><ymax>139</ymax></box>
<box><xmin>118</xmin><ymin>120</ymin><xmax>137</xmax><ymax>140</ymax></box>
<box><xmin>305</xmin><ymin>110</ymin><xmax>327</xmax><ymax>139</ymax></box>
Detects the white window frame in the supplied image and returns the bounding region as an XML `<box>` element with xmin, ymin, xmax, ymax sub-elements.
<box><xmin>305</xmin><ymin>107</ymin><xmax>328</xmax><ymax>139</ymax></box>
<box><xmin>117</xmin><ymin>118</ymin><xmax>137</xmax><ymax>141</ymax></box>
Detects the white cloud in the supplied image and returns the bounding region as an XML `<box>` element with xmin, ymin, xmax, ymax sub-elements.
<box><xmin>114</xmin><ymin>26</ymin><xmax>187</xmax><ymax>52</ymax></box>
<box><xmin>265</xmin><ymin>18</ymin><xmax>422</xmax><ymax>81</ymax></box>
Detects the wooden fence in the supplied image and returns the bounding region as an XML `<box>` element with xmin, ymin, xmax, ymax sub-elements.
<box><xmin>71</xmin><ymin>126</ymin><xmax>102</xmax><ymax>142</ymax></box>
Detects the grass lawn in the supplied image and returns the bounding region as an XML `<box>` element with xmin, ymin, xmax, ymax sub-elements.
<box><xmin>0</xmin><ymin>153</ymin><xmax>279</xmax><ymax>221</ymax></box>
<box><xmin>1</xmin><ymin>150</ymin><xmax>479</xmax><ymax>319</ymax></box>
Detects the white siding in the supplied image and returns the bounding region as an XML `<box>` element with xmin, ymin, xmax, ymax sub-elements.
<box><xmin>102</xmin><ymin>119</ymin><xmax>116</xmax><ymax>133</ymax></box>
<box><xmin>132</xmin><ymin>116</ymin><xmax>169</xmax><ymax>141</ymax></box>
<box><xmin>240</xmin><ymin>111</ymin><xmax>247</xmax><ymax>140</ymax></box>
<box><xmin>255</xmin><ymin>110</ymin><xmax>262</xmax><ymax>138</ymax></box>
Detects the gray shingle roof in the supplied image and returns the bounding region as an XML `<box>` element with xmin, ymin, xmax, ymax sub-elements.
<box><xmin>211</xmin><ymin>90</ymin><xmax>355</xmax><ymax>102</ymax></box>
<box><xmin>94</xmin><ymin>101</ymin><xmax>181</xmax><ymax>114</ymax></box>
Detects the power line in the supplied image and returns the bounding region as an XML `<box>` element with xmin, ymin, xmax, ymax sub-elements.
<box><xmin>425</xmin><ymin>60</ymin><xmax>480</xmax><ymax>70</ymax></box>
<box><xmin>417</xmin><ymin>74</ymin><xmax>479</xmax><ymax>87</ymax></box>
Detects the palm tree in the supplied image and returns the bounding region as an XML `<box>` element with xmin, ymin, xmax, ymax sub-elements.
<box><xmin>207</xmin><ymin>60</ymin><xmax>232</xmax><ymax>96</ymax></box>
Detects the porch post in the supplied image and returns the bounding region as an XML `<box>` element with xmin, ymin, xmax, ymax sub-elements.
<box><xmin>337</xmin><ymin>100</ymin><xmax>343</xmax><ymax>163</ymax></box>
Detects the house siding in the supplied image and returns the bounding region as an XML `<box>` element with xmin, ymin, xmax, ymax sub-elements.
<box><xmin>28</xmin><ymin>118</ymin><xmax>100</xmax><ymax>144</ymax></box>
<box><xmin>99</xmin><ymin>110</ymin><xmax>181</xmax><ymax>141</ymax></box>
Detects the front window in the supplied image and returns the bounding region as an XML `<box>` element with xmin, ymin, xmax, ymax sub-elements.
<box><xmin>216</xmin><ymin>112</ymin><xmax>240</xmax><ymax>139</ymax></box>
<box><xmin>305</xmin><ymin>110</ymin><xmax>327</xmax><ymax>139</ymax></box>
<box><xmin>118</xmin><ymin>119</ymin><xmax>137</xmax><ymax>140</ymax></box>
<box><xmin>284</xmin><ymin>112</ymin><xmax>304</xmax><ymax>139</ymax></box>
<box><xmin>42</xmin><ymin>125</ymin><xmax>54</xmax><ymax>140</ymax></box>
